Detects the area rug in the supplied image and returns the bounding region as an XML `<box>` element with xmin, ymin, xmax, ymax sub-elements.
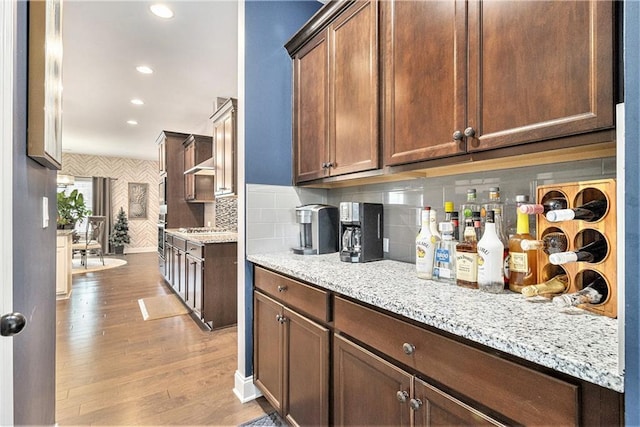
<box><xmin>71</xmin><ymin>257</ymin><xmax>127</xmax><ymax>274</ymax></box>
<box><xmin>239</xmin><ymin>412</ymin><xmax>284</xmax><ymax>427</ymax></box>
<box><xmin>138</xmin><ymin>294</ymin><xmax>190</xmax><ymax>321</ymax></box>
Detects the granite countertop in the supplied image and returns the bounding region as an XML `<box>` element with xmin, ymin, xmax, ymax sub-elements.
<box><xmin>247</xmin><ymin>251</ymin><xmax>624</xmax><ymax>393</ymax></box>
<box><xmin>165</xmin><ymin>229</ymin><xmax>238</xmax><ymax>244</ymax></box>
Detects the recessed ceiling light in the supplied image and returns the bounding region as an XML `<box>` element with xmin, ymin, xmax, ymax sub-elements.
<box><xmin>130</xmin><ymin>98</ymin><xmax>144</xmax><ymax>105</ymax></box>
<box><xmin>150</xmin><ymin>4</ymin><xmax>174</xmax><ymax>19</ymax></box>
<box><xmin>136</xmin><ymin>65</ymin><xmax>153</xmax><ymax>74</ymax></box>
<box><xmin>127</xmin><ymin>120</ymin><xmax>138</xmax><ymax>125</ymax></box>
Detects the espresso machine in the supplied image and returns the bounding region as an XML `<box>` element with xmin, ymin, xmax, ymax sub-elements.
<box><xmin>292</xmin><ymin>204</ymin><xmax>339</xmax><ymax>255</ymax></box>
<box><xmin>339</xmin><ymin>202</ymin><xmax>383</xmax><ymax>263</ymax></box>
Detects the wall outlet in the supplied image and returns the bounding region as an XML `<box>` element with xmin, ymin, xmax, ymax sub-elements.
<box><xmin>383</xmin><ymin>238</ymin><xmax>389</xmax><ymax>253</ymax></box>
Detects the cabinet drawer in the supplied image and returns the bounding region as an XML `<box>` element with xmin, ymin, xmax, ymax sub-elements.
<box><xmin>254</xmin><ymin>267</ymin><xmax>330</xmax><ymax>323</ymax></box>
<box><xmin>334</xmin><ymin>296</ymin><xmax>578</xmax><ymax>426</ymax></box>
<box><xmin>172</xmin><ymin>236</ymin><xmax>187</xmax><ymax>251</ymax></box>
<box><xmin>185</xmin><ymin>242</ymin><xmax>203</xmax><ymax>259</ymax></box>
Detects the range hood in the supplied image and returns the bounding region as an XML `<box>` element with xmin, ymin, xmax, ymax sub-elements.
<box><xmin>184</xmin><ymin>157</ymin><xmax>215</xmax><ymax>175</ymax></box>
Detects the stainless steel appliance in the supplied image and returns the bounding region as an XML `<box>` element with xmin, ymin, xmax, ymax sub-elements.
<box><xmin>340</xmin><ymin>202</ymin><xmax>383</xmax><ymax>263</ymax></box>
<box><xmin>292</xmin><ymin>204</ymin><xmax>339</xmax><ymax>255</ymax></box>
<box><xmin>157</xmin><ymin>205</ymin><xmax>167</xmax><ymax>258</ymax></box>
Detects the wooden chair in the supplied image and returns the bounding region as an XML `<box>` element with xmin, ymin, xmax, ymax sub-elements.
<box><xmin>72</xmin><ymin>216</ymin><xmax>106</xmax><ymax>268</ymax></box>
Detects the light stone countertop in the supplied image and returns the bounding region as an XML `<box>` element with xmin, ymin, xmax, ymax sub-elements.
<box><xmin>165</xmin><ymin>229</ymin><xmax>238</xmax><ymax>244</ymax></box>
<box><xmin>247</xmin><ymin>251</ymin><xmax>624</xmax><ymax>393</ymax></box>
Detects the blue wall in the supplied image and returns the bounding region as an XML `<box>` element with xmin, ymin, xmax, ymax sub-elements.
<box><xmin>244</xmin><ymin>0</ymin><xmax>322</xmax><ymax>374</ymax></box>
<box><xmin>624</xmin><ymin>0</ymin><xmax>640</xmax><ymax>423</ymax></box>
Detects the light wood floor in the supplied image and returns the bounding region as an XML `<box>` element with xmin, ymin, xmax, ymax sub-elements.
<box><xmin>56</xmin><ymin>252</ymin><xmax>271</xmax><ymax>426</ymax></box>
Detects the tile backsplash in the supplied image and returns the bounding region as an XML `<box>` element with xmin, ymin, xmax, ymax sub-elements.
<box><xmin>246</xmin><ymin>157</ymin><xmax>616</xmax><ymax>262</ymax></box>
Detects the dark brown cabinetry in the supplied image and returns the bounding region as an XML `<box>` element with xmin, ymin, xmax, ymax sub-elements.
<box><xmin>253</xmin><ymin>267</ymin><xmax>330</xmax><ymax>426</ymax></box>
<box><xmin>288</xmin><ymin>0</ymin><xmax>379</xmax><ymax>183</ymax></box>
<box><xmin>211</xmin><ymin>98</ymin><xmax>237</xmax><ymax>198</ymax></box>
<box><xmin>383</xmin><ymin>0</ymin><xmax>614</xmax><ymax>166</ymax></box>
<box><xmin>183</xmin><ymin>134</ymin><xmax>214</xmax><ymax>202</ymax></box>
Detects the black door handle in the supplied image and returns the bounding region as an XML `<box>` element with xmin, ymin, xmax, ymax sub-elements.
<box><xmin>1</xmin><ymin>312</ymin><xmax>27</xmax><ymax>337</ymax></box>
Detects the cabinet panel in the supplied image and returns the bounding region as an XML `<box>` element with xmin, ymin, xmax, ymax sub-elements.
<box><xmin>254</xmin><ymin>292</ymin><xmax>285</xmax><ymax>413</ymax></box>
<box><xmin>202</xmin><ymin>242</ymin><xmax>237</xmax><ymax>329</ymax></box>
<box><xmin>212</xmin><ymin>99</ymin><xmax>237</xmax><ymax>197</ymax></box>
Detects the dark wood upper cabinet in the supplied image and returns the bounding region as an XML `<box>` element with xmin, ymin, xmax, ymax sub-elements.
<box><xmin>211</xmin><ymin>98</ymin><xmax>237</xmax><ymax>198</ymax></box>
<box><xmin>183</xmin><ymin>134</ymin><xmax>214</xmax><ymax>202</ymax></box>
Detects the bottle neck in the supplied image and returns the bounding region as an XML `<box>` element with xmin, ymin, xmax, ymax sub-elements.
<box><xmin>421</xmin><ymin>211</ymin><xmax>430</xmax><ymax>229</ymax></box>
<box><xmin>516</xmin><ymin>212</ymin><xmax>530</xmax><ymax>235</ymax></box>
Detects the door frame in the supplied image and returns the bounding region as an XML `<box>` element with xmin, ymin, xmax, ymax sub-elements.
<box><xmin>0</xmin><ymin>0</ymin><xmax>16</xmax><ymax>424</ymax></box>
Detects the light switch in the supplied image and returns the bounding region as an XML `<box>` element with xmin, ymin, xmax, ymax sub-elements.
<box><xmin>42</xmin><ymin>196</ymin><xmax>49</xmax><ymax>228</ymax></box>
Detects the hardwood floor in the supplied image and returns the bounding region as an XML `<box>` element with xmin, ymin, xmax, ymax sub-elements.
<box><xmin>56</xmin><ymin>252</ymin><xmax>271</xmax><ymax>426</ymax></box>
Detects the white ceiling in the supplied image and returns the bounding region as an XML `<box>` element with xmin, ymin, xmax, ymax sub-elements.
<box><xmin>61</xmin><ymin>0</ymin><xmax>239</xmax><ymax>161</ymax></box>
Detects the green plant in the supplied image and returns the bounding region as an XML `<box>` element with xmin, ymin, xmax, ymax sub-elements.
<box><xmin>109</xmin><ymin>207</ymin><xmax>131</xmax><ymax>250</ymax></box>
<box><xmin>57</xmin><ymin>189</ymin><xmax>91</xmax><ymax>229</ymax></box>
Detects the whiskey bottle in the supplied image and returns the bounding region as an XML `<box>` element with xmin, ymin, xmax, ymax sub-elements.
<box><xmin>455</xmin><ymin>218</ymin><xmax>478</xmax><ymax>289</ymax></box>
<box><xmin>477</xmin><ymin>211</ymin><xmax>504</xmax><ymax>293</ymax></box>
<box><xmin>520</xmin><ymin>232</ymin><xmax>568</xmax><ymax>255</ymax></box>
<box><xmin>416</xmin><ymin>207</ymin><xmax>436</xmax><ymax>279</ymax></box>
<box><xmin>508</xmin><ymin>210</ymin><xmax>538</xmax><ymax>293</ymax></box>
<box><xmin>521</xmin><ymin>274</ymin><xmax>568</xmax><ymax>297</ymax></box>
<box><xmin>549</xmin><ymin>238</ymin><xmax>608</xmax><ymax>265</ymax></box>
<box><xmin>546</xmin><ymin>199</ymin><xmax>607</xmax><ymax>222</ymax></box>
<box><xmin>552</xmin><ymin>276</ymin><xmax>608</xmax><ymax>307</ymax></box>
<box><xmin>519</xmin><ymin>198</ymin><xmax>567</xmax><ymax>215</ymax></box>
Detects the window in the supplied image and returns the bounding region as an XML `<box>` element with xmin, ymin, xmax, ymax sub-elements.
<box><xmin>60</xmin><ymin>177</ymin><xmax>93</xmax><ymax>233</ymax></box>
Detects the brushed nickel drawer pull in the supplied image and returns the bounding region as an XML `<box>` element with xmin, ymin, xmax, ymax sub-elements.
<box><xmin>277</xmin><ymin>285</ymin><xmax>287</xmax><ymax>293</ymax></box>
<box><xmin>402</xmin><ymin>343</ymin><xmax>415</xmax><ymax>355</ymax></box>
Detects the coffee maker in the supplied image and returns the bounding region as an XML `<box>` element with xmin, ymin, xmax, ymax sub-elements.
<box><xmin>339</xmin><ymin>202</ymin><xmax>383</xmax><ymax>263</ymax></box>
<box><xmin>292</xmin><ymin>204</ymin><xmax>339</xmax><ymax>255</ymax></box>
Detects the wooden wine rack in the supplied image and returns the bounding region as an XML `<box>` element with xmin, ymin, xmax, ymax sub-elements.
<box><xmin>535</xmin><ymin>178</ymin><xmax>617</xmax><ymax>318</ymax></box>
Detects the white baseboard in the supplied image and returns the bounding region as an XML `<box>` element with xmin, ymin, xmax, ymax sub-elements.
<box><xmin>233</xmin><ymin>371</ymin><xmax>262</xmax><ymax>403</ymax></box>
<box><xmin>123</xmin><ymin>246</ymin><xmax>156</xmax><ymax>254</ymax></box>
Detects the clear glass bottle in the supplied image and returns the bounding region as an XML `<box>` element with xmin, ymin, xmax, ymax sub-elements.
<box><xmin>450</xmin><ymin>211</ymin><xmax>460</xmax><ymax>242</ymax></box>
<box><xmin>459</xmin><ymin>189</ymin><xmax>479</xmax><ymax>237</ymax></box>
<box><xmin>546</xmin><ymin>199</ymin><xmax>608</xmax><ymax>222</ymax></box>
<box><xmin>481</xmin><ymin>187</ymin><xmax>504</xmax><ymax>234</ymax></box>
<box><xmin>552</xmin><ymin>276</ymin><xmax>608</xmax><ymax>307</ymax></box>
<box><xmin>477</xmin><ymin>211</ymin><xmax>504</xmax><ymax>293</ymax></box>
<box><xmin>521</xmin><ymin>274</ymin><xmax>568</xmax><ymax>297</ymax></box>
<box><xmin>433</xmin><ymin>222</ymin><xmax>456</xmax><ymax>284</ymax></box>
<box><xmin>549</xmin><ymin>238</ymin><xmax>608</xmax><ymax>265</ymax></box>
<box><xmin>508</xmin><ymin>210</ymin><xmax>538</xmax><ymax>293</ymax></box>
<box><xmin>520</xmin><ymin>232</ymin><xmax>569</xmax><ymax>255</ymax></box>
<box><xmin>416</xmin><ymin>207</ymin><xmax>436</xmax><ymax>279</ymax></box>
<box><xmin>493</xmin><ymin>207</ymin><xmax>510</xmax><ymax>289</ymax></box>
<box><xmin>455</xmin><ymin>218</ymin><xmax>478</xmax><ymax>289</ymax></box>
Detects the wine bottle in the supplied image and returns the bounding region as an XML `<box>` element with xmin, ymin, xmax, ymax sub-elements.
<box><xmin>546</xmin><ymin>199</ymin><xmax>607</xmax><ymax>222</ymax></box>
<box><xmin>508</xmin><ymin>210</ymin><xmax>538</xmax><ymax>293</ymax></box>
<box><xmin>552</xmin><ymin>276</ymin><xmax>608</xmax><ymax>307</ymax></box>
<box><xmin>549</xmin><ymin>238</ymin><xmax>608</xmax><ymax>265</ymax></box>
<box><xmin>477</xmin><ymin>211</ymin><xmax>504</xmax><ymax>293</ymax></box>
<box><xmin>455</xmin><ymin>218</ymin><xmax>478</xmax><ymax>289</ymax></box>
<box><xmin>519</xmin><ymin>198</ymin><xmax>567</xmax><ymax>215</ymax></box>
<box><xmin>416</xmin><ymin>207</ymin><xmax>436</xmax><ymax>279</ymax></box>
<box><xmin>520</xmin><ymin>232</ymin><xmax>568</xmax><ymax>255</ymax></box>
<box><xmin>521</xmin><ymin>274</ymin><xmax>568</xmax><ymax>297</ymax></box>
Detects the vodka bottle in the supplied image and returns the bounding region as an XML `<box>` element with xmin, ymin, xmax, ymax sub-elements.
<box><xmin>521</xmin><ymin>274</ymin><xmax>568</xmax><ymax>297</ymax></box>
<box><xmin>455</xmin><ymin>218</ymin><xmax>478</xmax><ymax>289</ymax></box>
<box><xmin>433</xmin><ymin>222</ymin><xmax>457</xmax><ymax>284</ymax></box>
<box><xmin>549</xmin><ymin>239</ymin><xmax>608</xmax><ymax>265</ymax></box>
<box><xmin>416</xmin><ymin>207</ymin><xmax>436</xmax><ymax>279</ymax></box>
<box><xmin>477</xmin><ymin>211</ymin><xmax>505</xmax><ymax>293</ymax></box>
<box><xmin>459</xmin><ymin>189</ymin><xmax>479</xmax><ymax>237</ymax></box>
<box><xmin>493</xmin><ymin>207</ymin><xmax>510</xmax><ymax>288</ymax></box>
<box><xmin>546</xmin><ymin>199</ymin><xmax>607</xmax><ymax>222</ymax></box>
<box><xmin>508</xmin><ymin>210</ymin><xmax>537</xmax><ymax>293</ymax></box>
<box><xmin>520</xmin><ymin>232</ymin><xmax>568</xmax><ymax>255</ymax></box>
<box><xmin>552</xmin><ymin>276</ymin><xmax>608</xmax><ymax>307</ymax></box>
<box><xmin>519</xmin><ymin>198</ymin><xmax>568</xmax><ymax>215</ymax></box>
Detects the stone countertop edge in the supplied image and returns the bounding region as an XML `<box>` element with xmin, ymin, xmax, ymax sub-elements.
<box><xmin>165</xmin><ymin>229</ymin><xmax>238</xmax><ymax>244</ymax></box>
<box><xmin>247</xmin><ymin>251</ymin><xmax>624</xmax><ymax>393</ymax></box>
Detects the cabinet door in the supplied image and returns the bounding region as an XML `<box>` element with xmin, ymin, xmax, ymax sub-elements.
<box><xmin>413</xmin><ymin>377</ymin><xmax>505</xmax><ymax>427</ymax></box>
<box><xmin>254</xmin><ymin>292</ymin><xmax>285</xmax><ymax>413</ymax></box>
<box><xmin>192</xmin><ymin>258</ymin><xmax>203</xmax><ymax>317</ymax></box>
<box><xmin>284</xmin><ymin>308</ymin><xmax>330</xmax><ymax>427</ymax></box>
<box><xmin>174</xmin><ymin>250</ymin><xmax>185</xmax><ymax>300</ymax></box>
<box><xmin>329</xmin><ymin>0</ymin><xmax>379</xmax><ymax>176</ymax></box>
<box><xmin>184</xmin><ymin>254</ymin><xmax>196</xmax><ymax>309</ymax></box>
<box><xmin>293</xmin><ymin>30</ymin><xmax>329</xmax><ymax>183</ymax></box>
<box><xmin>214</xmin><ymin>114</ymin><xmax>236</xmax><ymax>197</ymax></box>
<box><xmin>333</xmin><ymin>334</ymin><xmax>411</xmax><ymax>426</ymax></box>
<box><xmin>466</xmin><ymin>0</ymin><xmax>614</xmax><ymax>152</ymax></box>
<box><xmin>382</xmin><ymin>0</ymin><xmax>466</xmax><ymax>166</ymax></box>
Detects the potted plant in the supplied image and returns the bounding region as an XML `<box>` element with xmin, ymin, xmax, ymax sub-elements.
<box><xmin>57</xmin><ymin>189</ymin><xmax>91</xmax><ymax>230</ymax></box>
<box><xmin>109</xmin><ymin>207</ymin><xmax>131</xmax><ymax>254</ymax></box>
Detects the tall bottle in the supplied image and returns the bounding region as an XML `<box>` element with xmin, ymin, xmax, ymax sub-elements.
<box><xmin>520</xmin><ymin>232</ymin><xmax>569</xmax><ymax>255</ymax></box>
<box><xmin>416</xmin><ymin>207</ymin><xmax>436</xmax><ymax>279</ymax></box>
<box><xmin>433</xmin><ymin>222</ymin><xmax>457</xmax><ymax>284</ymax></box>
<box><xmin>455</xmin><ymin>218</ymin><xmax>478</xmax><ymax>289</ymax></box>
<box><xmin>549</xmin><ymin>238</ymin><xmax>608</xmax><ymax>265</ymax></box>
<box><xmin>521</xmin><ymin>274</ymin><xmax>568</xmax><ymax>297</ymax></box>
<box><xmin>519</xmin><ymin>198</ymin><xmax>567</xmax><ymax>215</ymax></box>
<box><xmin>444</xmin><ymin>201</ymin><xmax>458</xmax><ymax>241</ymax></box>
<box><xmin>429</xmin><ymin>209</ymin><xmax>442</xmax><ymax>240</ymax></box>
<box><xmin>552</xmin><ymin>276</ymin><xmax>608</xmax><ymax>307</ymax></box>
<box><xmin>546</xmin><ymin>199</ymin><xmax>607</xmax><ymax>222</ymax></box>
<box><xmin>508</xmin><ymin>210</ymin><xmax>537</xmax><ymax>293</ymax></box>
<box><xmin>493</xmin><ymin>207</ymin><xmax>510</xmax><ymax>288</ymax></box>
<box><xmin>451</xmin><ymin>211</ymin><xmax>460</xmax><ymax>241</ymax></box>
<box><xmin>481</xmin><ymin>187</ymin><xmax>504</xmax><ymax>234</ymax></box>
<box><xmin>472</xmin><ymin>211</ymin><xmax>483</xmax><ymax>241</ymax></box>
<box><xmin>477</xmin><ymin>211</ymin><xmax>504</xmax><ymax>293</ymax></box>
<box><xmin>459</xmin><ymin>189</ymin><xmax>480</xmax><ymax>237</ymax></box>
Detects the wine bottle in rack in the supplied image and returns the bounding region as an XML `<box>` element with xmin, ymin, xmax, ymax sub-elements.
<box><xmin>546</xmin><ymin>199</ymin><xmax>607</xmax><ymax>222</ymax></box>
<box><xmin>520</xmin><ymin>232</ymin><xmax>568</xmax><ymax>255</ymax></box>
<box><xmin>548</xmin><ymin>238</ymin><xmax>608</xmax><ymax>265</ymax></box>
<box><xmin>521</xmin><ymin>274</ymin><xmax>568</xmax><ymax>297</ymax></box>
<box><xmin>519</xmin><ymin>198</ymin><xmax>567</xmax><ymax>215</ymax></box>
<box><xmin>552</xmin><ymin>276</ymin><xmax>608</xmax><ymax>307</ymax></box>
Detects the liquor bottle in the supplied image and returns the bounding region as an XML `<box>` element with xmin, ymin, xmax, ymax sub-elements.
<box><xmin>429</xmin><ymin>208</ymin><xmax>442</xmax><ymax>240</ymax></box>
<box><xmin>519</xmin><ymin>198</ymin><xmax>567</xmax><ymax>215</ymax></box>
<box><xmin>455</xmin><ymin>218</ymin><xmax>478</xmax><ymax>289</ymax></box>
<box><xmin>450</xmin><ymin>211</ymin><xmax>460</xmax><ymax>241</ymax></box>
<box><xmin>481</xmin><ymin>187</ymin><xmax>504</xmax><ymax>234</ymax></box>
<box><xmin>521</xmin><ymin>274</ymin><xmax>568</xmax><ymax>297</ymax></box>
<box><xmin>508</xmin><ymin>210</ymin><xmax>537</xmax><ymax>293</ymax></box>
<box><xmin>477</xmin><ymin>211</ymin><xmax>504</xmax><ymax>293</ymax></box>
<box><xmin>546</xmin><ymin>199</ymin><xmax>608</xmax><ymax>222</ymax></box>
<box><xmin>549</xmin><ymin>238</ymin><xmax>608</xmax><ymax>265</ymax></box>
<box><xmin>493</xmin><ymin>207</ymin><xmax>510</xmax><ymax>288</ymax></box>
<box><xmin>459</xmin><ymin>189</ymin><xmax>480</xmax><ymax>236</ymax></box>
<box><xmin>472</xmin><ymin>211</ymin><xmax>482</xmax><ymax>241</ymax></box>
<box><xmin>552</xmin><ymin>276</ymin><xmax>608</xmax><ymax>307</ymax></box>
<box><xmin>433</xmin><ymin>222</ymin><xmax>456</xmax><ymax>284</ymax></box>
<box><xmin>416</xmin><ymin>207</ymin><xmax>436</xmax><ymax>279</ymax></box>
<box><xmin>520</xmin><ymin>232</ymin><xmax>568</xmax><ymax>255</ymax></box>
